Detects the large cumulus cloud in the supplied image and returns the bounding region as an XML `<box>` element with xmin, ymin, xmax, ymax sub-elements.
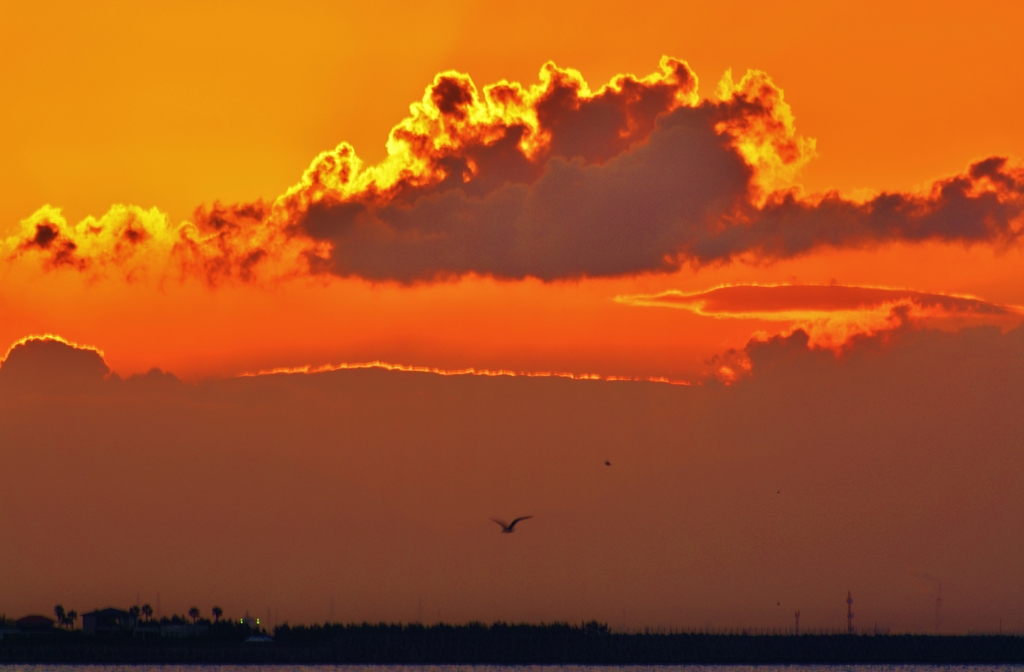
<box><xmin>302</xmin><ymin>106</ymin><xmax>752</xmax><ymax>281</ymax></box>
<box><xmin>4</xmin><ymin>58</ymin><xmax>1023</xmax><ymax>284</ymax></box>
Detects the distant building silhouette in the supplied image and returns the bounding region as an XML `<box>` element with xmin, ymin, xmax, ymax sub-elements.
<box><xmin>82</xmin><ymin>608</ymin><xmax>135</xmax><ymax>634</ymax></box>
<box><xmin>160</xmin><ymin>623</ymin><xmax>209</xmax><ymax>637</ymax></box>
<box><xmin>15</xmin><ymin>615</ymin><xmax>55</xmax><ymax>631</ymax></box>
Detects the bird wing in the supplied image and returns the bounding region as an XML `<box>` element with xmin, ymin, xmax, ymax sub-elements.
<box><xmin>490</xmin><ymin>518</ymin><xmax>509</xmax><ymax>529</ymax></box>
<box><xmin>508</xmin><ymin>516</ymin><xmax>533</xmax><ymax>529</ymax></box>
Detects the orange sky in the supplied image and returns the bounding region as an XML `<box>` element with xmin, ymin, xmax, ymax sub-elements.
<box><xmin>3</xmin><ymin>0</ymin><xmax>1023</xmax><ymax>228</ymax></box>
<box><xmin>1</xmin><ymin>0</ymin><xmax>1023</xmax><ymax>633</ymax></box>
<box><xmin>2</xmin><ymin>0</ymin><xmax>1024</xmax><ymax>380</ymax></box>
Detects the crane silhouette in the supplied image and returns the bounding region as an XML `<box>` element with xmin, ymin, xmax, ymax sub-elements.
<box><xmin>490</xmin><ymin>516</ymin><xmax>533</xmax><ymax>533</ymax></box>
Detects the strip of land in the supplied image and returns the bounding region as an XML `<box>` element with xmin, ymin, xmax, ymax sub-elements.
<box><xmin>1</xmin><ymin>623</ymin><xmax>1022</xmax><ymax>664</ymax></box>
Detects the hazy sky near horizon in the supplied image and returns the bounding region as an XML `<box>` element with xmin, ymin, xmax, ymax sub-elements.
<box><xmin>1</xmin><ymin>0</ymin><xmax>1023</xmax><ymax>632</ymax></box>
<box><xmin>1</xmin><ymin>328</ymin><xmax>1022</xmax><ymax>633</ymax></box>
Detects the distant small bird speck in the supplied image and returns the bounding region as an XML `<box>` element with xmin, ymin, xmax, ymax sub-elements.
<box><xmin>777</xmin><ymin>601</ymin><xmax>781</xmax><ymax>606</ymax></box>
<box><xmin>605</xmin><ymin>461</ymin><xmax>611</xmax><ymax>466</ymax></box>
<box><xmin>777</xmin><ymin>490</ymin><xmax>781</xmax><ymax>494</ymax></box>
<box><xmin>490</xmin><ymin>516</ymin><xmax>533</xmax><ymax>533</ymax></box>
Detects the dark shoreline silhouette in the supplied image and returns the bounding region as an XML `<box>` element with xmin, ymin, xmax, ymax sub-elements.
<box><xmin>1</xmin><ymin>621</ymin><xmax>1022</xmax><ymax>664</ymax></box>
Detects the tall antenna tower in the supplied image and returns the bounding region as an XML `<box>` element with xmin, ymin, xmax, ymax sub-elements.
<box><xmin>847</xmin><ymin>591</ymin><xmax>854</xmax><ymax>634</ymax></box>
<box><xmin>794</xmin><ymin>610</ymin><xmax>800</xmax><ymax>635</ymax></box>
<box><xmin>934</xmin><ymin>580</ymin><xmax>942</xmax><ymax>634</ymax></box>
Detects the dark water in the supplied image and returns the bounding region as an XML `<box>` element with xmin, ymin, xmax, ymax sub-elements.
<box><xmin>1</xmin><ymin>666</ymin><xmax>1022</xmax><ymax>672</ymax></box>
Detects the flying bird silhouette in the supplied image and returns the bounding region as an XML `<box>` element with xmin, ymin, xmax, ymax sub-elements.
<box><xmin>605</xmin><ymin>461</ymin><xmax>611</xmax><ymax>466</ymax></box>
<box><xmin>490</xmin><ymin>516</ymin><xmax>533</xmax><ymax>533</ymax></box>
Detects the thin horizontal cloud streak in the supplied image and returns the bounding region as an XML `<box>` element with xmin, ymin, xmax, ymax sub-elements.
<box><xmin>625</xmin><ymin>283</ymin><xmax>1024</xmax><ymax>357</ymax></box>
<box><xmin>622</xmin><ymin>284</ymin><xmax>1021</xmax><ymax>318</ymax></box>
<box><xmin>2</xmin><ymin>59</ymin><xmax>1022</xmax><ymax>284</ymax></box>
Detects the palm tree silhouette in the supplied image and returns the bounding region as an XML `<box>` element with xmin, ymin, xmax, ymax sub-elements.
<box><xmin>66</xmin><ymin>610</ymin><xmax>77</xmax><ymax>630</ymax></box>
<box><xmin>141</xmin><ymin>604</ymin><xmax>153</xmax><ymax>622</ymax></box>
<box><xmin>54</xmin><ymin>605</ymin><xmax>66</xmax><ymax>629</ymax></box>
<box><xmin>212</xmin><ymin>606</ymin><xmax>223</xmax><ymax>623</ymax></box>
<box><xmin>188</xmin><ymin>607</ymin><xmax>200</xmax><ymax>624</ymax></box>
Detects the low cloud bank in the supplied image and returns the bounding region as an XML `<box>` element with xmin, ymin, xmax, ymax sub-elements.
<box><xmin>0</xmin><ymin>335</ymin><xmax>110</xmax><ymax>392</ymax></box>
<box><xmin>1</xmin><ymin>325</ymin><xmax>1021</xmax><ymax>630</ymax></box>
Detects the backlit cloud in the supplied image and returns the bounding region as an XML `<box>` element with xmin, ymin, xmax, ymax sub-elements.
<box><xmin>0</xmin><ymin>335</ymin><xmax>110</xmax><ymax>392</ymax></box>
<box><xmin>2</xmin><ymin>58</ymin><xmax>1022</xmax><ymax>284</ymax></box>
<box><xmin>241</xmin><ymin>358</ymin><xmax>690</xmax><ymax>386</ymax></box>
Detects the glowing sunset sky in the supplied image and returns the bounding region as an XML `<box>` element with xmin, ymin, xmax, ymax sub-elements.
<box><xmin>1</xmin><ymin>1</ymin><xmax>1022</xmax><ymax>633</ymax></box>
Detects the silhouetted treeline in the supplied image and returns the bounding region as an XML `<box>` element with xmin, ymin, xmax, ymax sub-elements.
<box><xmin>1</xmin><ymin>621</ymin><xmax>1022</xmax><ymax>664</ymax></box>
